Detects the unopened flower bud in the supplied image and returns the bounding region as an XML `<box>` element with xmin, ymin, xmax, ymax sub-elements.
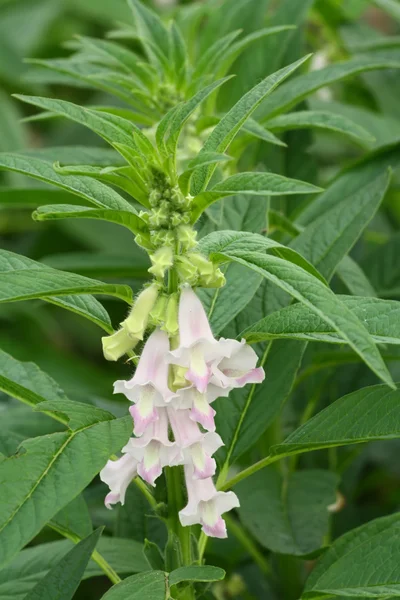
<box><xmin>148</xmin><ymin>246</ymin><xmax>174</xmax><ymax>278</ymax></box>
<box><xmin>149</xmin><ymin>189</ymin><xmax>162</xmax><ymax>207</ymax></box>
<box><xmin>149</xmin><ymin>294</ymin><xmax>168</xmax><ymax>326</ymax></box>
<box><xmin>149</xmin><ymin>206</ymin><xmax>169</xmax><ymax>228</ymax></box>
<box><xmin>135</xmin><ymin>233</ymin><xmax>154</xmax><ymax>251</ymax></box>
<box><xmin>161</xmin><ymin>293</ymin><xmax>179</xmax><ymax>336</ymax></box>
<box><xmin>175</xmin><ymin>256</ymin><xmax>199</xmax><ymax>285</ymax></box>
<box><xmin>122</xmin><ymin>283</ymin><xmax>159</xmax><ymax>339</ymax></box>
<box><xmin>177</xmin><ymin>225</ymin><xmax>197</xmax><ymax>250</ymax></box>
<box><xmin>170</xmin><ymin>212</ymin><xmax>183</xmax><ymax>228</ymax></box>
<box><xmin>199</xmin><ymin>266</ymin><xmax>226</xmax><ymax>288</ymax></box>
<box><xmin>102</xmin><ymin>328</ymin><xmax>138</xmax><ymax>362</ymax></box>
<box><xmin>139</xmin><ymin>210</ymin><xmax>150</xmax><ymax>224</ymax></box>
<box><xmin>150</xmin><ymin>229</ymin><xmax>175</xmax><ymax>247</ymax></box>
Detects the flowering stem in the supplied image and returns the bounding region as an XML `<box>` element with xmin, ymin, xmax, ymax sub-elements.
<box><xmin>218</xmin><ymin>454</ymin><xmax>281</xmax><ymax>491</ymax></box>
<box><xmin>166</xmin><ymin>466</ymin><xmax>192</xmax><ymax>567</ymax></box>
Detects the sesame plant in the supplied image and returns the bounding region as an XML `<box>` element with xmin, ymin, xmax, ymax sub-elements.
<box><xmin>1</xmin><ymin>0</ymin><xmax>400</xmax><ymax>599</ymax></box>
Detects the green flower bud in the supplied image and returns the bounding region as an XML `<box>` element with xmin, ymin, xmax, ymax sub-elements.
<box><xmin>150</xmin><ymin>229</ymin><xmax>175</xmax><ymax>247</ymax></box>
<box><xmin>149</xmin><ymin>294</ymin><xmax>168</xmax><ymax>326</ymax></box>
<box><xmin>148</xmin><ymin>246</ymin><xmax>174</xmax><ymax>279</ymax></box>
<box><xmin>149</xmin><ymin>206</ymin><xmax>170</xmax><ymax>228</ymax></box>
<box><xmin>149</xmin><ymin>189</ymin><xmax>162</xmax><ymax>207</ymax></box>
<box><xmin>161</xmin><ymin>293</ymin><xmax>179</xmax><ymax>336</ymax></box>
<box><xmin>176</xmin><ymin>225</ymin><xmax>197</xmax><ymax>250</ymax></box>
<box><xmin>139</xmin><ymin>210</ymin><xmax>150</xmax><ymax>224</ymax></box>
<box><xmin>187</xmin><ymin>253</ymin><xmax>213</xmax><ymax>276</ymax></box>
<box><xmin>135</xmin><ymin>233</ymin><xmax>154</xmax><ymax>251</ymax></box>
<box><xmin>102</xmin><ymin>328</ymin><xmax>137</xmax><ymax>362</ymax></box>
<box><xmin>175</xmin><ymin>255</ymin><xmax>198</xmax><ymax>285</ymax></box>
<box><xmin>170</xmin><ymin>212</ymin><xmax>184</xmax><ymax>228</ymax></box>
<box><xmin>198</xmin><ymin>266</ymin><xmax>226</xmax><ymax>288</ymax></box>
<box><xmin>122</xmin><ymin>283</ymin><xmax>159</xmax><ymax>338</ymax></box>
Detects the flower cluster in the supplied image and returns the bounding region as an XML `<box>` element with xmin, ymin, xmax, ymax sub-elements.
<box><xmin>100</xmin><ymin>286</ymin><xmax>264</xmax><ymax>538</ymax></box>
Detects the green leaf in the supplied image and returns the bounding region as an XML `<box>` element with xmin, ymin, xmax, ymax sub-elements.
<box><xmin>0</xmin><ymin>249</ymin><xmax>133</xmax><ymax>305</ymax></box>
<box><xmin>33</xmin><ymin>205</ymin><xmax>148</xmax><ymax>236</ymax></box>
<box><xmin>192</xmin><ymin>30</ymin><xmax>241</xmax><ymax>80</ymax></box>
<box><xmin>20</xmin><ymin>146</ymin><xmax>124</xmax><ymax>166</ymax></box>
<box><xmin>272</xmin><ymin>384</ymin><xmax>400</xmax><ymax>461</ymax></box>
<box><xmin>41</xmin><ymin>253</ymin><xmax>149</xmax><ymax>281</ymax></box>
<box><xmin>0</xmin><ymin>405</ymin><xmax>132</xmax><ymax>566</ymax></box>
<box><xmin>166</xmin><ymin>77</ymin><xmax>233</xmax><ymax>155</ymax></box>
<box><xmin>0</xmin><ymin>91</ymin><xmax>27</xmax><ymax>153</ymax></box>
<box><xmin>243</xmin><ymin>295</ymin><xmax>400</xmax><ymax>345</ymax></box>
<box><xmin>143</xmin><ymin>540</ymin><xmax>164</xmax><ymax>571</ymax></box>
<box><xmin>0</xmin><ymin>347</ymin><xmax>71</xmax><ymax>416</ymax></box>
<box><xmin>0</xmin><ymin>538</ymin><xmax>148</xmax><ymax>600</ymax></box>
<box><xmin>203</xmin><ymin>235</ymin><xmax>394</xmax><ymax>388</ymax></box>
<box><xmin>259</xmin><ymin>55</ymin><xmax>400</xmax><ymax>119</ymax></box>
<box><xmin>303</xmin><ymin>513</ymin><xmax>400</xmax><ymax>598</ymax></box>
<box><xmin>128</xmin><ymin>0</ymin><xmax>170</xmax><ymax>60</ymax></box>
<box><xmin>291</xmin><ymin>170</ymin><xmax>391</xmax><ymax>282</ymax></box>
<box><xmin>178</xmin><ymin>152</ymin><xmax>233</xmax><ymax>195</ymax></box>
<box><xmin>43</xmin><ymin>295</ymin><xmax>113</xmax><ymax>333</ymax></box>
<box><xmin>236</xmin><ymin>469</ymin><xmax>337</xmax><ymax>556</ymax></box>
<box><xmin>241</xmin><ymin>118</ymin><xmax>287</xmax><ymax>147</ymax></box>
<box><xmin>191</xmin><ymin>171</ymin><xmax>322</xmax><ymax>222</ymax></box>
<box><xmin>373</xmin><ymin>0</ymin><xmax>400</xmax><ymax>21</ymax></box>
<box><xmin>0</xmin><ymin>154</ymin><xmax>135</xmax><ymax>212</ymax></box>
<box><xmin>0</xmin><ymin>189</ymin><xmax>90</xmax><ymax>209</ymax></box>
<box><xmin>336</xmin><ymin>256</ymin><xmax>377</xmax><ymax>297</ymax></box>
<box><xmin>169</xmin><ymin>566</ymin><xmax>225</xmax><ymax>585</ymax></box>
<box><xmin>23</xmin><ymin>529</ymin><xmax>102</xmax><ymax>600</ymax></box>
<box><xmin>190</xmin><ymin>54</ymin><xmax>311</xmax><ymax>194</ymax></box>
<box><xmin>101</xmin><ymin>571</ymin><xmax>167</xmax><ymax>600</ymax></box>
<box><xmin>297</xmin><ymin>140</ymin><xmax>400</xmax><ymax>226</ymax></box>
<box><xmin>362</xmin><ymin>231</ymin><xmax>400</xmax><ymax>297</ymax></box>
<box><xmin>198</xmin><ymin>263</ymin><xmax>262</xmax><ymax>335</ymax></box>
<box><xmin>14</xmin><ymin>95</ymin><xmax>154</xmax><ymax>156</ymax></box>
<box><xmin>50</xmin><ymin>496</ymin><xmax>92</xmax><ymax>541</ymax></box>
<box><xmin>265</xmin><ymin>110</ymin><xmax>374</xmax><ymax>144</ymax></box>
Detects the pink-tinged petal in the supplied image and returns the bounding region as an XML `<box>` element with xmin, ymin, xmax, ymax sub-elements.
<box><xmin>129</xmin><ymin>399</ymin><xmax>158</xmax><ymax>437</ymax></box>
<box><xmin>134</xmin><ymin>329</ymin><xmax>170</xmax><ymax>383</ymax></box>
<box><xmin>235</xmin><ymin>367</ymin><xmax>265</xmax><ymax>387</ymax></box>
<box><xmin>191</xmin><ymin>445</ymin><xmax>216</xmax><ymax>480</ymax></box>
<box><xmin>202</xmin><ymin>517</ymin><xmax>227</xmax><ymax>539</ymax></box>
<box><xmin>100</xmin><ymin>454</ymin><xmax>137</xmax><ymax>509</ymax></box>
<box><xmin>178</xmin><ymin>286</ymin><xmax>215</xmax><ymax>346</ymax></box>
<box><xmin>190</xmin><ymin>392</ymin><xmax>216</xmax><ymax>431</ymax></box>
<box><xmin>137</xmin><ymin>454</ymin><xmax>162</xmax><ymax>486</ymax></box>
<box><xmin>168</xmin><ymin>408</ymin><xmax>202</xmax><ymax>447</ymax></box>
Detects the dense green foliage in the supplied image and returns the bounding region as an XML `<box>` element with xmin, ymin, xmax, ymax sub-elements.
<box><xmin>1</xmin><ymin>0</ymin><xmax>400</xmax><ymax>598</ymax></box>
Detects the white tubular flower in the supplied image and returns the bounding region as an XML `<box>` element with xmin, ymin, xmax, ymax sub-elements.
<box><xmin>173</xmin><ymin>383</ymin><xmax>229</xmax><ymax>432</ymax></box>
<box><xmin>114</xmin><ymin>329</ymin><xmax>176</xmax><ymax>436</ymax></box>
<box><xmin>123</xmin><ymin>408</ymin><xmax>178</xmax><ymax>486</ymax></box>
<box><xmin>168</xmin><ymin>287</ymin><xmax>265</xmax><ymax>394</ymax></box>
<box><xmin>168</xmin><ymin>408</ymin><xmax>223</xmax><ymax>479</ymax></box>
<box><xmin>211</xmin><ymin>340</ymin><xmax>265</xmax><ymax>390</ymax></box>
<box><xmin>100</xmin><ymin>454</ymin><xmax>138</xmax><ymax>509</ymax></box>
<box><xmin>179</xmin><ymin>465</ymin><xmax>240</xmax><ymax>538</ymax></box>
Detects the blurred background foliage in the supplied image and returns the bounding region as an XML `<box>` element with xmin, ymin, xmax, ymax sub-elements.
<box><xmin>1</xmin><ymin>0</ymin><xmax>400</xmax><ymax>598</ymax></box>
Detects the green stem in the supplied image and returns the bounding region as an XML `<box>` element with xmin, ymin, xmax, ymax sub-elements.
<box><xmin>219</xmin><ymin>454</ymin><xmax>281</xmax><ymax>491</ymax></box>
<box><xmin>166</xmin><ymin>466</ymin><xmax>192</xmax><ymax>566</ymax></box>
<box><xmin>49</xmin><ymin>523</ymin><xmax>121</xmax><ymax>585</ymax></box>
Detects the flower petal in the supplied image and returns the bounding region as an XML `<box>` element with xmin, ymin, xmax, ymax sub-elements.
<box><xmin>100</xmin><ymin>454</ymin><xmax>137</xmax><ymax>509</ymax></box>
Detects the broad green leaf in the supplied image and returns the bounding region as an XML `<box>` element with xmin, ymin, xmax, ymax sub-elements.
<box><xmin>362</xmin><ymin>232</ymin><xmax>400</xmax><ymax>297</ymax></box>
<box><xmin>43</xmin><ymin>295</ymin><xmax>113</xmax><ymax>333</ymax></box>
<box><xmin>33</xmin><ymin>205</ymin><xmax>148</xmax><ymax>236</ymax></box>
<box><xmin>101</xmin><ymin>571</ymin><xmax>167</xmax><ymax>600</ymax></box>
<box><xmin>23</xmin><ymin>529</ymin><xmax>102</xmax><ymax>600</ymax></box>
<box><xmin>0</xmin><ymin>538</ymin><xmax>148</xmax><ymax>600</ymax></box>
<box><xmin>297</xmin><ymin>140</ymin><xmax>400</xmax><ymax>226</ymax></box>
<box><xmin>0</xmin><ymin>403</ymin><xmax>132</xmax><ymax>566</ymax></box>
<box><xmin>190</xmin><ymin>54</ymin><xmax>311</xmax><ymax>194</ymax></box>
<box><xmin>272</xmin><ymin>384</ymin><xmax>400</xmax><ymax>460</ymax></box>
<box><xmin>303</xmin><ymin>512</ymin><xmax>400</xmax><ymax>598</ymax></box>
<box><xmin>243</xmin><ymin>295</ymin><xmax>400</xmax><ymax>345</ymax></box>
<box><xmin>336</xmin><ymin>256</ymin><xmax>377</xmax><ymax>297</ymax></box>
<box><xmin>291</xmin><ymin>170</ymin><xmax>391</xmax><ymax>281</ymax></box>
<box><xmin>14</xmin><ymin>95</ymin><xmax>154</xmax><ymax>156</ymax></box>
<box><xmin>0</xmin><ymin>249</ymin><xmax>133</xmax><ymax>305</ymax></box>
<box><xmin>0</xmin><ymin>154</ymin><xmax>135</xmax><ymax>212</ymax></box>
<box><xmin>199</xmin><ymin>263</ymin><xmax>262</xmax><ymax>335</ymax></box>
<box><xmin>0</xmin><ymin>348</ymin><xmax>71</xmax><ymax>415</ymax></box>
<box><xmin>50</xmin><ymin>496</ymin><xmax>92</xmax><ymax>541</ymax></box>
<box><xmin>169</xmin><ymin>566</ymin><xmax>225</xmax><ymax>585</ymax></box>
<box><xmin>198</xmin><ymin>231</ymin><xmax>327</xmax><ymax>285</ymax></box>
<box><xmin>259</xmin><ymin>55</ymin><xmax>400</xmax><ymax>119</ymax></box>
<box><xmin>191</xmin><ymin>171</ymin><xmax>322</xmax><ymax>222</ymax></box>
<box><xmin>237</xmin><ymin>469</ymin><xmax>337</xmax><ymax>556</ymax></box>
<box><xmin>202</xmin><ymin>236</ymin><xmax>394</xmax><ymax>387</ymax></box>
<box><xmin>265</xmin><ymin>110</ymin><xmax>374</xmax><ymax>144</ymax></box>
<box><xmin>20</xmin><ymin>146</ymin><xmax>124</xmax><ymax>166</ymax></box>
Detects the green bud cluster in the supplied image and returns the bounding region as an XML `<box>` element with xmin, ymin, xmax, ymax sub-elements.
<box><xmin>176</xmin><ymin>253</ymin><xmax>225</xmax><ymax>288</ymax></box>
